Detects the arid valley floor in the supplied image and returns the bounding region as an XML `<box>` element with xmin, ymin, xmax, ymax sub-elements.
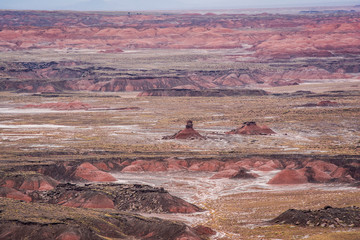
<box><xmin>0</xmin><ymin>7</ymin><xmax>360</xmax><ymax>240</ymax></box>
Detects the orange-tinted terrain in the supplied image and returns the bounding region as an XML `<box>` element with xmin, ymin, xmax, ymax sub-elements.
<box><xmin>1</xmin><ymin>8</ymin><xmax>360</xmax><ymax>240</ymax></box>
<box><xmin>0</xmin><ymin>9</ymin><xmax>360</xmax><ymax>92</ymax></box>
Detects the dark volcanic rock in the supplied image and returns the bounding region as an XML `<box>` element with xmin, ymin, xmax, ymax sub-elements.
<box><xmin>271</xmin><ymin>206</ymin><xmax>360</xmax><ymax>227</ymax></box>
<box><xmin>37</xmin><ymin>183</ymin><xmax>202</xmax><ymax>213</ymax></box>
<box><xmin>163</xmin><ymin>120</ymin><xmax>205</xmax><ymax>140</ymax></box>
<box><xmin>226</xmin><ymin>121</ymin><xmax>275</xmax><ymax>135</ymax></box>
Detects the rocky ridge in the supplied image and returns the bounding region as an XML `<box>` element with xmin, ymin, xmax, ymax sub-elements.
<box><xmin>271</xmin><ymin>206</ymin><xmax>360</xmax><ymax>227</ymax></box>
<box><xmin>0</xmin><ymin>197</ymin><xmax>208</xmax><ymax>240</ymax></box>
<box><xmin>35</xmin><ymin>183</ymin><xmax>202</xmax><ymax>213</ymax></box>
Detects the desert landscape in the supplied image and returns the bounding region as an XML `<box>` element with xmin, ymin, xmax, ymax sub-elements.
<box><xmin>0</xmin><ymin>5</ymin><xmax>360</xmax><ymax>240</ymax></box>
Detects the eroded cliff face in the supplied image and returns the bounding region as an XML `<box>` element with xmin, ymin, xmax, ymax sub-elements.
<box><xmin>1</xmin><ymin>10</ymin><xmax>360</xmax><ymax>57</ymax></box>
<box><xmin>0</xmin><ymin>10</ymin><xmax>359</xmax><ymax>92</ymax></box>
<box><xmin>0</xmin><ymin>60</ymin><xmax>352</xmax><ymax>92</ymax></box>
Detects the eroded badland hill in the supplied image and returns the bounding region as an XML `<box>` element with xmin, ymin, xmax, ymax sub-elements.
<box><xmin>0</xmin><ymin>9</ymin><xmax>360</xmax><ymax>92</ymax></box>
<box><xmin>0</xmin><ymin>7</ymin><xmax>360</xmax><ymax>240</ymax></box>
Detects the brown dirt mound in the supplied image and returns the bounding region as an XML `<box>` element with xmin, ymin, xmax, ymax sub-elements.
<box><xmin>0</xmin><ymin>172</ymin><xmax>59</xmax><ymax>191</ymax></box>
<box><xmin>71</xmin><ymin>162</ymin><xmax>117</xmax><ymax>182</ymax></box>
<box><xmin>163</xmin><ymin>120</ymin><xmax>205</xmax><ymax>140</ymax></box>
<box><xmin>226</xmin><ymin>121</ymin><xmax>275</xmax><ymax>135</ymax></box>
<box><xmin>268</xmin><ymin>163</ymin><xmax>355</xmax><ymax>184</ymax></box>
<box><xmin>0</xmin><ymin>187</ymin><xmax>32</xmax><ymax>202</ymax></box>
<box><xmin>267</xmin><ymin>169</ymin><xmax>308</xmax><ymax>184</ymax></box>
<box><xmin>271</xmin><ymin>206</ymin><xmax>360</xmax><ymax>227</ymax></box>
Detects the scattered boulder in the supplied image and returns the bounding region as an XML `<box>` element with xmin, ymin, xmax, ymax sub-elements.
<box><xmin>163</xmin><ymin>120</ymin><xmax>205</xmax><ymax>140</ymax></box>
<box><xmin>226</xmin><ymin>122</ymin><xmax>275</xmax><ymax>135</ymax></box>
<box><xmin>270</xmin><ymin>206</ymin><xmax>360</xmax><ymax>227</ymax></box>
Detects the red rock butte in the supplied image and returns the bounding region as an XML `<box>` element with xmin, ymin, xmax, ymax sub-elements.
<box><xmin>226</xmin><ymin>121</ymin><xmax>275</xmax><ymax>135</ymax></box>
<box><xmin>163</xmin><ymin>120</ymin><xmax>205</xmax><ymax>140</ymax></box>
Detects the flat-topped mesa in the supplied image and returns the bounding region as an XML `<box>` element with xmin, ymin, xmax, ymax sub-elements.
<box><xmin>226</xmin><ymin>121</ymin><xmax>275</xmax><ymax>135</ymax></box>
<box><xmin>163</xmin><ymin>120</ymin><xmax>205</xmax><ymax>140</ymax></box>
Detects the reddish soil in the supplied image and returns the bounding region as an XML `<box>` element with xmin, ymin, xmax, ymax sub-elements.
<box><xmin>1</xmin><ymin>11</ymin><xmax>359</xmax><ymax>58</ymax></box>
<box><xmin>0</xmin><ymin>173</ymin><xmax>59</xmax><ymax>191</ymax></box>
<box><xmin>226</xmin><ymin>121</ymin><xmax>275</xmax><ymax>135</ymax></box>
<box><xmin>71</xmin><ymin>162</ymin><xmax>117</xmax><ymax>182</ymax></box>
<box><xmin>0</xmin><ymin>187</ymin><xmax>32</xmax><ymax>202</ymax></box>
<box><xmin>267</xmin><ymin>169</ymin><xmax>309</xmax><ymax>184</ymax></box>
<box><xmin>268</xmin><ymin>160</ymin><xmax>355</xmax><ymax>184</ymax></box>
<box><xmin>0</xmin><ymin>11</ymin><xmax>359</xmax><ymax>92</ymax></box>
<box><xmin>163</xmin><ymin>120</ymin><xmax>205</xmax><ymax>140</ymax></box>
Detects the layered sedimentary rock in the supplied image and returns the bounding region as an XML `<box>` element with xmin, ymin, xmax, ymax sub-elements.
<box><xmin>0</xmin><ymin>10</ymin><xmax>359</xmax><ymax>92</ymax></box>
<box><xmin>1</xmin><ymin>10</ymin><xmax>359</xmax><ymax>57</ymax></box>
<box><xmin>163</xmin><ymin>120</ymin><xmax>205</xmax><ymax>140</ymax></box>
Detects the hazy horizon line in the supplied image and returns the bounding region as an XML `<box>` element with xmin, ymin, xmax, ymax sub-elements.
<box><xmin>0</xmin><ymin>0</ymin><xmax>359</xmax><ymax>12</ymax></box>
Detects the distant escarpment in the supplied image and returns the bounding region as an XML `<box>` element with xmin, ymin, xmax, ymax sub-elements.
<box><xmin>1</xmin><ymin>10</ymin><xmax>360</xmax><ymax>92</ymax></box>
<box><xmin>1</xmin><ymin>10</ymin><xmax>360</xmax><ymax>58</ymax></box>
<box><xmin>138</xmin><ymin>88</ymin><xmax>268</xmax><ymax>97</ymax></box>
<box><xmin>0</xmin><ymin>60</ymin><xmax>351</xmax><ymax>92</ymax></box>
